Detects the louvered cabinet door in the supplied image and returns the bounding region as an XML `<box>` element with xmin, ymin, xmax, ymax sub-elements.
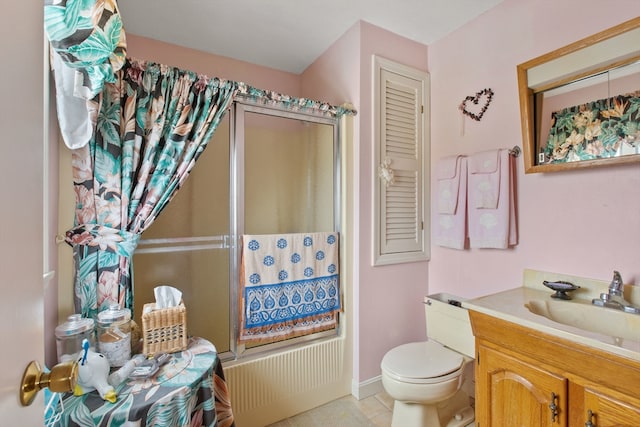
<box><xmin>373</xmin><ymin>56</ymin><xmax>429</xmax><ymax>265</ymax></box>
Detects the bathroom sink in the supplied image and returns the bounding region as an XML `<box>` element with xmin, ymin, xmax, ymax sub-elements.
<box><xmin>525</xmin><ymin>298</ymin><xmax>640</xmax><ymax>342</ymax></box>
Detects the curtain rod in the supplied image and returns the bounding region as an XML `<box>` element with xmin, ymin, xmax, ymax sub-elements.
<box><xmin>234</xmin><ymin>82</ymin><xmax>357</xmax><ymax>118</ymax></box>
<box><xmin>126</xmin><ymin>57</ymin><xmax>358</xmax><ymax>119</ymax></box>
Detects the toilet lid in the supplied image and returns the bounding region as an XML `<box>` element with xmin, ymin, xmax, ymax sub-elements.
<box><xmin>381</xmin><ymin>341</ymin><xmax>464</xmax><ymax>382</ymax></box>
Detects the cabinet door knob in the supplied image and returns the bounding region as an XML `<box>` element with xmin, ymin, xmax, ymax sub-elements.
<box><xmin>549</xmin><ymin>392</ymin><xmax>559</xmax><ymax>422</ymax></box>
<box><xmin>585</xmin><ymin>409</ymin><xmax>596</xmax><ymax>427</ymax></box>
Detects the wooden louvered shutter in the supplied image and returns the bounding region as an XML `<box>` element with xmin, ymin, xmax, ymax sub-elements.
<box><xmin>373</xmin><ymin>56</ymin><xmax>430</xmax><ymax>265</ymax></box>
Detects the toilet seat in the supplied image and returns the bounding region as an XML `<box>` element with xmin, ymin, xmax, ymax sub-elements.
<box><xmin>381</xmin><ymin>341</ymin><xmax>464</xmax><ymax>385</ymax></box>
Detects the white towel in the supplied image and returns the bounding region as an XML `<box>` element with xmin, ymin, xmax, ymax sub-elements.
<box><xmin>51</xmin><ymin>50</ymin><xmax>95</xmax><ymax>149</ymax></box>
<box><xmin>434</xmin><ymin>156</ymin><xmax>468</xmax><ymax>250</ymax></box>
<box><xmin>468</xmin><ymin>149</ymin><xmax>517</xmax><ymax>249</ymax></box>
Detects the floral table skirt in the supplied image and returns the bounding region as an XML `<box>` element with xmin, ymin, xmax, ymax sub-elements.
<box><xmin>55</xmin><ymin>337</ymin><xmax>234</xmax><ymax>427</ymax></box>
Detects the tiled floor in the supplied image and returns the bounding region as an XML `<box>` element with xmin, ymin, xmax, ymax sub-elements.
<box><xmin>267</xmin><ymin>391</ymin><xmax>394</xmax><ymax>427</ymax></box>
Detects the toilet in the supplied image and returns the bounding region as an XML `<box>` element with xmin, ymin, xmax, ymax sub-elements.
<box><xmin>381</xmin><ymin>293</ymin><xmax>475</xmax><ymax>427</ymax></box>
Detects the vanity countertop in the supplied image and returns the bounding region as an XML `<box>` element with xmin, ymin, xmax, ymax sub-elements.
<box><xmin>463</xmin><ymin>285</ymin><xmax>640</xmax><ymax>362</ymax></box>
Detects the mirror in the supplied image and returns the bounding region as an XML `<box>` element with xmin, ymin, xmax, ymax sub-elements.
<box><xmin>518</xmin><ymin>17</ymin><xmax>640</xmax><ymax>173</ymax></box>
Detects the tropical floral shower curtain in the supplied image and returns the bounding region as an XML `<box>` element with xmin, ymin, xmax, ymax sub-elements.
<box><xmin>64</xmin><ymin>59</ymin><xmax>236</xmax><ymax>318</ymax></box>
<box><xmin>45</xmin><ymin>0</ymin><xmax>236</xmax><ymax>317</ymax></box>
<box><xmin>44</xmin><ymin>0</ymin><xmax>356</xmax><ymax>319</ymax></box>
<box><xmin>45</xmin><ymin>0</ymin><xmax>127</xmax><ymax>150</ymax></box>
<box><xmin>543</xmin><ymin>91</ymin><xmax>640</xmax><ymax>163</ymax></box>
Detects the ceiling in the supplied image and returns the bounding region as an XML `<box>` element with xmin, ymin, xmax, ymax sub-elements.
<box><xmin>118</xmin><ymin>0</ymin><xmax>505</xmax><ymax>74</ymax></box>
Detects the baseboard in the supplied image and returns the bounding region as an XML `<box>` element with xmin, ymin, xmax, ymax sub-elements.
<box><xmin>352</xmin><ymin>375</ymin><xmax>384</xmax><ymax>400</ymax></box>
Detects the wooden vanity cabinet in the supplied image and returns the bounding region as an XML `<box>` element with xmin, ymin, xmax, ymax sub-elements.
<box><xmin>570</xmin><ymin>383</ymin><xmax>640</xmax><ymax>427</ymax></box>
<box><xmin>476</xmin><ymin>344</ymin><xmax>567</xmax><ymax>426</ymax></box>
<box><xmin>470</xmin><ymin>310</ymin><xmax>640</xmax><ymax>427</ymax></box>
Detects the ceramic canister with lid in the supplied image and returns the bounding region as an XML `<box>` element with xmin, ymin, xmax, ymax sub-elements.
<box><xmin>55</xmin><ymin>314</ymin><xmax>95</xmax><ymax>363</ymax></box>
<box><xmin>97</xmin><ymin>304</ymin><xmax>132</xmax><ymax>367</ymax></box>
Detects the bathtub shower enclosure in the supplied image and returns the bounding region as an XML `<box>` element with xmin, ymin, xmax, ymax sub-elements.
<box><xmin>133</xmin><ymin>101</ymin><xmax>342</xmax><ymax>361</ymax></box>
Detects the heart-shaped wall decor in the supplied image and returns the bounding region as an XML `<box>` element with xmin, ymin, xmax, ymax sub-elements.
<box><xmin>459</xmin><ymin>88</ymin><xmax>494</xmax><ymax>121</ymax></box>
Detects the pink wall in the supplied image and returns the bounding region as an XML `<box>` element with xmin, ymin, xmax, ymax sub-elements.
<box><xmin>303</xmin><ymin>22</ymin><xmax>428</xmax><ymax>383</ymax></box>
<box><xmin>356</xmin><ymin>22</ymin><xmax>430</xmax><ymax>382</ymax></box>
<box><xmin>126</xmin><ymin>35</ymin><xmax>301</xmax><ymax>97</ymax></box>
<box><xmin>428</xmin><ymin>0</ymin><xmax>640</xmax><ymax>301</ymax></box>
<box><xmin>305</xmin><ymin>22</ymin><xmax>431</xmax><ymax>382</ymax></box>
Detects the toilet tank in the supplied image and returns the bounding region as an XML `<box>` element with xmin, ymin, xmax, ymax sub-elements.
<box><xmin>424</xmin><ymin>293</ymin><xmax>475</xmax><ymax>358</ymax></box>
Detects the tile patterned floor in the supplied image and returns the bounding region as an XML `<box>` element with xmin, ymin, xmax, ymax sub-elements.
<box><xmin>267</xmin><ymin>391</ymin><xmax>394</xmax><ymax>427</ymax></box>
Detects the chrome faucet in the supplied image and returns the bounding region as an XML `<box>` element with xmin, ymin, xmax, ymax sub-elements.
<box><xmin>608</xmin><ymin>270</ymin><xmax>624</xmax><ymax>297</ymax></box>
<box><xmin>592</xmin><ymin>271</ymin><xmax>640</xmax><ymax>314</ymax></box>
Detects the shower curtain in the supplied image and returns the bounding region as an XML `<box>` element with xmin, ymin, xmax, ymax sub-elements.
<box><xmin>64</xmin><ymin>58</ymin><xmax>235</xmax><ymax>318</ymax></box>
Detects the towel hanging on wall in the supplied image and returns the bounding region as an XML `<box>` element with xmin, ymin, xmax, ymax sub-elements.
<box><xmin>434</xmin><ymin>155</ymin><xmax>468</xmax><ymax>250</ymax></box>
<box><xmin>468</xmin><ymin>149</ymin><xmax>517</xmax><ymax>249</ymax></box>
<box><xmin>239</xmin><ymin>232</ymin><xmax>340</xmax><ymax>344</ymax></box>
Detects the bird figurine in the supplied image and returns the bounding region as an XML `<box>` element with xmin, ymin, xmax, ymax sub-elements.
<box><xmin>73</xmin><ymin>339</ymin><xmax>117</xmax><ymax>403</ymax></box>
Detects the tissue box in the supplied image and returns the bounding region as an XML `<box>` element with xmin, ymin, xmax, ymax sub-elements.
<box><xmin>141</xmin><ymin>302</ymin><xmax>188</xmax><ymax>356</ymax></box>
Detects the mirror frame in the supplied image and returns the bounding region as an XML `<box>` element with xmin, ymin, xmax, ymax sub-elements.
<box><xmin>517</xmin><ymin>17</ymin><xmax>640</xmax><ymax>173</ymax></box>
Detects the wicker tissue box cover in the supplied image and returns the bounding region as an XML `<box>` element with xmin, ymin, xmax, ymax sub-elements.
<box><xmin>141</xmin><ymin>302</ymin><xmax>188</xmax><ymax>355</ymax></box>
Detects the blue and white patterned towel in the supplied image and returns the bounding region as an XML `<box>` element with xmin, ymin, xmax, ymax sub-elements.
<box><xmin>239</xmin><ymin>232</ymin><xmax>340</xmax><ymax>343</ymax></box>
